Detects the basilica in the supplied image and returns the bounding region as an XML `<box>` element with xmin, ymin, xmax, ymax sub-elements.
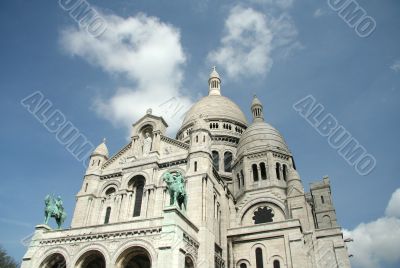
<box><xmin>22</xmin><ymin>68</ymin><xmax>351</xmax><ymax>268</ymax></box>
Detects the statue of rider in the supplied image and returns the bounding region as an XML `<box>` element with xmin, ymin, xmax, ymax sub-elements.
<box><xmin>55</xmin><ymin>195</ymin><xmax>64</xmax><ymax>214</ymax></box>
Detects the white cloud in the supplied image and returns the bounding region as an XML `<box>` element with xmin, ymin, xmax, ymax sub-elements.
<box><xmin>60</xmin><ymin>13</ymin><xmax>192</xmax><ymax>135</ymax></box>
<box><xmin>251</xmin><ymin>0</ymin><xmax>294</xmax><ymax>9</ymax></box>
<box><xmin>385</xmin><ymin>188</ymin><xmax>400</xmax><ymax>218</ymax></box>
<box><xmin>313</xmin><ymin>8</ymin><xmax>325</xmax><ymax>18</ymax></box>
<box><xmin>390</xmin><ymin>60</ymin><xmax>400</xmax><ymax>72</ymax></box>
<box><xmin>207</xmin><ymin>5</ymin><xmax>300</xmax><ymax>78</ymax></box>
<box><xmin>344</xmin><ymin>188</ymin><xmax>400</xmax><ymax>268</ymax></box>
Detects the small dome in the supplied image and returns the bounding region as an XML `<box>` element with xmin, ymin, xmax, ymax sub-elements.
<box><xmin>237</xmin><ymin>122</ymin><xmax>290</xmax><ymax>156</ymax></box>
<box><xmin>252</xmin><ymin>95</ymin><xmax>262</xmax><ymax>106</ymax></box>
<box><xmin>92</xmin><ymin>139</ymin><xmax>109</xmax><ymax>158</ymax></box>
<box><xmin>181</xmin><ymin>95</ymin><xmax>248</xmax><ymax>128</ymax></box>
<box><xmin>209</xmin><ymin>66</ymin><xmax>220</xmax><ymax>80</ymax></box>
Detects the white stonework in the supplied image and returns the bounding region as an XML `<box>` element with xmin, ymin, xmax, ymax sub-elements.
<box><xmin>22</xmin><ymin>68</ymin><xmax>351</xmax><ymax>268</ymax></box>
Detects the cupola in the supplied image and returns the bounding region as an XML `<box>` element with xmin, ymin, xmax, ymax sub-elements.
<box><xmin>208</xmin><ymin>66</ymin><xmax>221</xmax><ymax>96</ymax></box>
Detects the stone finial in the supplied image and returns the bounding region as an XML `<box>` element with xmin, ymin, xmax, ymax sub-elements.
<box><xmin>146</xmin><ymin>108</ymin><xmax>153</xmax><ymax>115</ymax></box>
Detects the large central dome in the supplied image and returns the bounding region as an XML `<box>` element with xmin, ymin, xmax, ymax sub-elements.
<box><xmin>178</xmin><ymin>67</ymin><xmax>248</xmax><ymax>136</ymax></box>
<box><xmin>182</xmin><ymin>94</ymin><xmax>248</xmax><ymax>127</ymax></box>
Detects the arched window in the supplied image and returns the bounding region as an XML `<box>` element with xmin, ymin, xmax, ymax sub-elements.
<box><xmin>273</xmin><ymin>260</ymin><xmax>281</xmax><ymax>268</ymax></box>
<box><xmin>194</xmin><ymin>161</ymin><xmax>198</xmax><ymax>172</ymax></box>
<box><xmin>276</xmin><ymin>163</ymin><xmax>281</xmax><ymax>180</ymax></box>
<box><xmin>282</xmin><ymin>164</ymin><xmax>287</xmax><ymax>181</ymax></box>
<box><xmin>129</xmin><ymin>176</ymin><xmax>145</xmax><ymax>217</ymax></box>
<box><xmin>185</xmin><ymin>256</ymin><xmax>195</xmax><ymax>268</ymax></box>
<box><xmin>85</xmin><ymin>183</ymin><xmax>88</xmax><ymax>192</ymax></box>
<box><xmin>104</xmin><ymin>207</ymin><xmax>111</xmax><ymax>224</ymax></box>
<box><xmin>98</xmin><ymin>159</ymin><xmax>101</xmax><ymax>166</ymax></box>
<box><xmin>240</xmin><ymin>264</ymin><xmax>247</xmax><ymax>268</ymax></box>
<box><xmin>260</xmin><ymin>162</ymin><xmax>267</xmax><ymax>180</ymax></box>
<box><xmin>212</xmin><ymin>151</ymin><xmax>220</xmax><ymax>171</ymax></box>
<box><xmin>252</xmin><ymin>164</ymin><xmax>259</xmax><ymax>181</ymax></box>
<box><xmin>255</xmin><ymin>248</ymin><xmax>264</xmax><ymax>268</ymax></box>
<box><xmin>321</xmin><ymin>195</ymin><xmax>325</xmax><ymax>204</ymax></box>
<box><xmin>241</xmin><ymin>170</ymin><xmax>245</xmax><ymax>187</ymax></box>
<box><xmin>105</xmin><ymin>187</ymin><xmax>116</xmax><ymax>196</ymax></box>
<box><xmin>237</xmin><ymin>174</ymin><xmax>241</xmax><ymax>189</ymax></box>
<box><xmin>196</xmin><ymin>135</ymin><xmax>198</xmax><ymax>143</ymax></box>
<box><xmin>322</xmin><ymin>215</ymin><xmax>332</xmax><ymax>227</ymax></box>
<box><xmin>224</xmin><ymin>152</ymin><xmax>233</xmax><ymax>172</ymax></box>
<box><xmin>133</xmin><ymin>182</ymin><xmax>144</xmax><ymax>217</ymax></box>
<box><xmin>203</xmin><ymin>135</ymin><xmax>206</xmax><ymax>142</ymax></box>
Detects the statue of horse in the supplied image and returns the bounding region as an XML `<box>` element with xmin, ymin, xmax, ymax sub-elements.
<box><xmin>163</xmin><ymin>171</ymin><xmax>187</xmax><ymax>210</ymax></box>
<box><xmin>44</xmin><ymin>195</ymin><xmax>67</xmax><ymax>229</ymax></box>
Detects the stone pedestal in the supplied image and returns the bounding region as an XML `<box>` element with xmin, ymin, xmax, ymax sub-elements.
<box><xmin>21</xmin><ymin>224</ymin><xmax>52</xmax><ymax>268</ymax></box>
<box><xmin>157</xmin><ymin>205</ymin><xmax>199</xmax><ymax>268</ymax></box>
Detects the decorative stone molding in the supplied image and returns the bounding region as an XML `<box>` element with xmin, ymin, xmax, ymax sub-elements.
<box><xmin>100</xmin><ymin>172</ymin><xmax>122</xmax><ymax>180</ymax></box>
<box><xmin>103</xmin><ymin>143</ymin><xmax>132</xmax><ymax>168</ymax></box>
<box><xmin>161</xmin><ymin>135</ymin><xmax>190</xmax><ymax>150</ymax></box>
<box><xmin>272</xmin><ymin>152</ymin><xmax>290</xmax><ymax>160</ymax></box>
<box><xmin>38</xmin><ymin>227</ymin><xmax>162</xmax><ymax>246</ymax></box>
<box><xmin>247</xmin><ymin>152</ymin><xmax>268</xmax><ymax>159</ymax></box>
<box><xmin>183</xmin><ymin>232</ymin><xmax>200</xmax><ymax>260</ymax></box>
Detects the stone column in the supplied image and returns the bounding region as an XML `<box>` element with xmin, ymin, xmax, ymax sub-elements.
<box><xmin>83</xmin><ymin>197</ymin><xmax>92</xmax><ymax>226</ymax></box>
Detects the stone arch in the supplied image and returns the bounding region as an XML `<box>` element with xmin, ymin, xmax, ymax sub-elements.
<box><xmin>123</xmin><ymin>171</ymin><xmax>150</xmax><ymax>189</ymax></box>
<box><xmin>127</xmin><ymin>175</ymin><xmax>147</xmax><ymax>217</ymax></box>
<box><xmin>184</xmin><ymin>254</ymin><xmax>195</xmax><ymax>268</ymax></box>
<box><xmin>212</xmin><ymin>150</ymin><xmax>220</xmax><ymax>171</ymax></box>
<box><xmin>105</xmin><ymin>187</ymin><xmax>116</xmax><ymax>196</ymax></box>
<box><xmin>138</xmin><ymin>122</ymin><xmax>155</xmax><ymax>134</ymax></box>
<box><xmin>224</xmin><ymin>150</ymin><xmax>234</xmax><ymax>172</ymax></box>
<box><xmin>322</xmin><ymin>215</ymin><xmax>332</xmax><ymax>227</ymax></box>
<box><xmin>138</xmin><ymin>123</ymin><xmax>154</xmax><ymax>140</ymax></box>
<box><xmin>75</xmin><ymin>250</ymin><xmax>106</xmax><ymax>268</ymax></box>
<box><xmin>115</xmin><ymin>246</ymin><xmax>151</xmax><ymax>268</ymax></box>
<box><xmin>127</xmin><ymin>175</ymin><xmax>147</xmax><ymax>190</ymax></box>
<box><xmin>236</xmin><ymin>259</ymin><xmax>251</xmax><ymax>268</ymax></box>
<box><xmin>37</xmin><ymin>247</ymin><xmax>69</xmax><ymax>268</ymax></box>
<box><xmin>251</xmin><ymin>242</ymin><xmax>267</xmax><ymax>268</ymax></box>
<box><xmin>238</xmin><ymin>197</ymin><xmax>286</xmax><ymax>225</ymax></box>
<box><xmin>74</xmin><ymin>244</ymin><xmax>110</xmax><ymax>268</ymax></box>
<box><xmin>250</xmin><ymin>242</ymin><xmax>267</xmax><ymax>252</ymax></box>
<box><xmin>112</xmin><ymin>239</ymin><xmax>157</xmax><ymax>268</ymax></box>
<box><xmin>99</xmin><ymin>180</ymin><xmax>121</xmax><ymax>196</ymax></box>
<box><xmin>268</xmin><ymin>255</ymin><xmax>285</xmax><ymax>268</ymax></box>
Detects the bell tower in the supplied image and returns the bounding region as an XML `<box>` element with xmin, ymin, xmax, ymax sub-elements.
<box><xmin>85</xmin><ymin>138</ymin><xmax>108</xmax><ymax>175</ymax></box>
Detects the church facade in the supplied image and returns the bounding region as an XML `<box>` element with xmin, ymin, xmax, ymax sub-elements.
<box><xmin>22</xmin><ymin>68</ymin><xmax>351</xmax><ymax>268</ymax></box>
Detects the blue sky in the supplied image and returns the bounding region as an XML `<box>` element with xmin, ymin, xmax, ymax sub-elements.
<box><xmin>0</xmin><ymin>0</ymin><xmax>399</xmax><ymax>267</ymax></box>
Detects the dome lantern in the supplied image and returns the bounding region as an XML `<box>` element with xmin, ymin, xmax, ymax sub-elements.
<box><xmin>208</xmin><ymin>66</ymin><xmax>221</xmax><ymax>96</ymax></box>
<box><xmin>251</xmin><ymin>95</ymin><xmax>264</xmax><ymax>123</ymax></box>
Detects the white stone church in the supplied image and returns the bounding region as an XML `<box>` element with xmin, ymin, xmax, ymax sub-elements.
<box><xmin>22</xmin><ymin>68</ymin><xmax>351</xmax><ymax>268</ymax></box>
